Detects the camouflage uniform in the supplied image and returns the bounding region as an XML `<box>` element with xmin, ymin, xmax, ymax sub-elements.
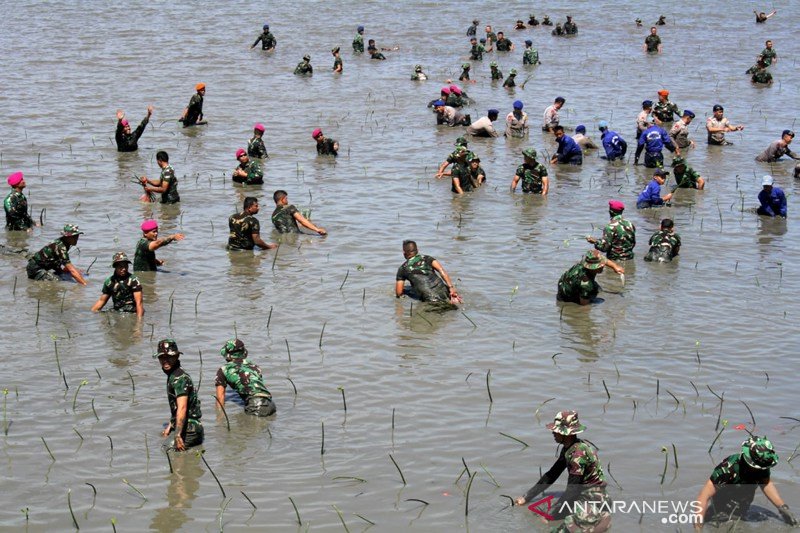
<box><xmin>158</xmin><ymin>164</ymin><xmax>180</xmax><ymax>204</ymax></box>
<box><xmin>644</xmin><ymin>229</ymin><xmax>680</xmax><ymax>262</ymax></box>
<box><xmin>215</xmin><ymin>340</ymin><xmax>275</xmax><ymax>416</ymax></box>
<box><xmin>706</xmin><ymin>453</ymin><xmax>770</xmax><ymax>521</ymax></box>
<box><xmin>333</xmin><ymin>56</ymin><xmax>343</xmax><ymax>71</ymax></box>
<box><xmin>166</xmin><ymin>366</ymin><xmax>203</xmax><ymax>448</ymax></box>
<box><xmin>294</xmin><ymin>60</ymin><xmax>313</xmax><ymax>75</ymax></box>
<box><xmin>232</xmin><ymin>160</ymin><xmax>263</xmax><ymax>185</ymax></box>
<box><xmin>490</xmin><ymin>65</ymin><xmax>503</xmax><ymax>80</ymax></box>
<box><xmin>652</xmin><ymin>100</ymin><xmax>680</xmax><ymax>124</ymax></box>
<box><xmin>470</xmin><ymin>43</ymin><xmax>485</xmax><ymax>60</ymax></box>
<box><xmin>459</xmin><ymin>65</ymin><xmax>471</xmax><ymax>81</ymax></box>
<box><xmin>446</xmin><ymin>93</ymin><xmax>464</xmax><ymax>108</ymax></box>
<box><xmin>523</xmin><ymin>48</ymin><xmax>540</xmax><ymax>65</ymax></box>
<box><xmin>352</xmin><ymin>33</ymin><xmax>364</xmax><ymax>53</ymax></box>
<box><xmin>645</xmin><ymin>34</ymin><xmax>661</xmax><ymax>53</ymax></box>
<box><xmin>450</xmin><ymin>161</ymin><xmax>474</xmax><ymax>193</ymax></box>
<box><xmin>751</xmin><ymin>68</ymin><xmax>773</xmax><ymax>84</ymax></box>
<box><xmin>227</xmin><ymin>212</ymin><xmax>260</xmax><ymax>250</ymax></box>
<box><xmin>271</xmin><ymin>204</ymin><xmax>300</xmax><ymax>233</ymax></box>
<box><xmin>4</xmin><ymin>190</ymin><xmax>33</xmax><ymax>230</ymax></box>
<box><xmin>760</xmin><ymin>47</ymin><xmax>777</xmax><ymax>66</ymax></box>
<box><xmin>563</xmin><ymin>21</ymin><xmax>578</xmax><ymax>35</ymax></box>
<box><xmin>396</xmin><ymin>254</ymin><xmax>449</xmax><ymax>302</ymax></box>
<box><xmin>252</xmin><ymin>30</ymin><xmax>276</xmax><ymax>50</ymax></box>
<box><xmin>515</xmin><ymin>162</ymin><xmax>548</xmax><ymax>193</ymax></box>
<box><xmin>369</xmin><ymin>49</ymin><xmax>386</xmax><ymax>60</ymax></box>
<box><xmin>134</xmin><ymin>238</ymin><xmax>157</xmax><ymax>271</ymax></box>
<box><xmin>115</xmin><ymin>116</ymin><xmax>149</xmax><ymax>152</ymax></box>
<box><xmin>503</xmin><ymin>73</ymin><xmax>516</xmax><ymax>87</ymax></box>
<box><xmin>557</xmin><ymin>263</ymin><xmax>600</xmax><ymax>303</ymax></box>
<box><xmin>593</xmin><ymin>215</ymin><xmax>636</xmax><ymax>260</ymax></box>
<box><xmin>247</xmin><ymin>136</ymin><xmax>268</xmax><ymax>159</ymax></box>
<box><xmin>101</xmin><ymin>271</ymin><xmax>143</xmax><ymax>313</ymax></box>
<box><xmin>182</xmin><ymin>94</ymin><xmax>203</xmax><ymax>128</ymax></box>
<box><xmin>27</xmin><ymin>239</ymin><xmax>71</xmax><ymax>280</ymax></box>
<box><xmin>673</xmin><ymin>163</ymin><xmax>701</xmax><ymax>189</ymax></box>
<box><xmin>467</xmin><ymin>164</ymin><xmax>486</xmax><ymax>188</ymax></box>
<box><xmin>316</xmin><ymin>138</ymin><xmax>338</xmax><ymax>156</ymax></box>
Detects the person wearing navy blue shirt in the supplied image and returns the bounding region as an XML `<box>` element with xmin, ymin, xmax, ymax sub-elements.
<box><xmin>551</xmin><ymin>126</ymin><xmax>583</xmax><ymax>165</ymax></box>
<box><xmin>635</xmin><ymin>122</ymin><xmax>679</xmax><ymax>168</ymax></box>
<box><xmin>637</xmin><ymin>169</ymin><xmax>673</xmax><ymax>208</ymax></box>
<box><xmin>757</xmin><ymin>175</ymin><xmax>787</xmax><ymax>217</ymax></box>
<box><xmin>598</xmin><ymin>121</ymin><xmax>627</xmax><ymax>161</ymax></box>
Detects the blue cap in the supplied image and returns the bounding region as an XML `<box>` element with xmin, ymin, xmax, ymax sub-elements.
<box><xmin>433</xmin><ymin>99</ymin><xmax>445</xmax><ymax>107</ymax></box>
<box><xmin>513</xmin><ymin>100</ymin><xmax>524</xmax><ymax>110</ymax></box>
<box><xmin>598</xmin><ymin>120</ymin><xmax>608</xmax><ymax>129</ymax></box>
<box><xmin>357</xmin><ymin>25</ymin><xmax>364</xmax><ymax>32</ymax></box>
<box><xmin>263</xmin><ymin>24</ymin><xmax>269</xmax><ymax>30</ymax></box>
<box><xmin>683</xmin><ymin>109</ymin><xmax>695</xmax><ymax>118</ymax></box>
<box><xmin>576</xmin><ymin>125</ymin><xmax>586</xmax><ymax>134</ymax></box>
<box><xmin>525</xmin><ymin>39</ymin><xmax>532</xmax><ymax>45</ymax></box>
<box><xmin>643</xmin><ymin>100</ymin><xmax>653</xmax><ymax>107</ymax></box>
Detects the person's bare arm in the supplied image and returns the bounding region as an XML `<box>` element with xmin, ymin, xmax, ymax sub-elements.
<box><xmin>215</xmin><ymin>385</ymin><xmax>226</xmax><ymax>408</ymax></box>
<box><xmin>452</xmin><ymin>177</ymin><xmax>464</xmax><ymax>195</ymax></box>
<box><xmin>64</xmin><ymin>263</ymin><xmax>87</xmax><ymax>285</ymax></box>
<box><xmin>435</xmin><ymin>161</ymin><xmax>450</xmax><ymax>179</ymax></box>
<box><xmin>510</xmin><ymin>174</ymin><xmax>521</xmax><ymax>191</ymax></box>
<box><xmin>395</xmin><ymin>280</ymin><xmax>405</xmax><ymax>298</ymax></box>
<box><xmin>292</xmin><ymin>212</ymin><xmax>327</xmax><ymax>235</ymax></box>
<box><xmin>173</xmin><ymin>395</ymin><xmax>188</xmax><ymax>451</ymax></box>
<box><xmin>133</xmin><ymin>291</ymin><xmax>144</xmax><ymax>318</ymax></box>
<box><xmin>431</xmin><ymin>260</ymin><xmax>458</xmax><ymax>298</ymax></box>
<box><xmin>148</xmin><ymin>234</ymin><xmax>184</xmax><ymax>251</ymax></box>
<box><xmin>91</xmin><ymin>294</ymin><xmax>110</xmax><ymax>312</ymax></box>
<box><xmin>252</xmin><ymin>233</ymin><xmax>277</xmax><ymax>250</ymax></box>
<box><xmin>693</xmin><ymin>479</ymin><xmax>716</xmax><ymax>530</ymax></box>
<box><xmin>605</xmin><ymin>258</ymin><xmax>625</xmax><ymax>274</ymax></box>
<box><xmin>542</xmin><ymin>176</ymin><xmax>549</xmax><ymax>196</ymax></box>
<box><xmin>143</xmin><ymin>177</ymin><xmax>168</xmax><ymax>193</ymax></box>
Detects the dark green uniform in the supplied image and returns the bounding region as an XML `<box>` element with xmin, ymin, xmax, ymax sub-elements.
<box><xmin>181</xmin><ymin>94</ymin><xmax>203</xmax><ymax>127</ymax></box>
<box><xmin>333</xmin><ymin>56</ymin><xmax>343</xmax><ymax>71</ymax></box>
<box><xmin>166</xmin><ymin>367</ymin><xmax>203</xmax><ymax>448</ymax></box>
<box><xmin>467</xmin><ymin>165</ymin><xmax>486</xmax><ymax>188</ymax></box>
<box><xmin>294</xmin><ymin>61</ymin><xmax>313</xmax><ymax>75</ymax></box>
<box><xmin>450</xmin><ymin>162</ymin><xmax>473</xmax><ymax>193</ymax></box>
<box><xmin>370</xmin><ymin>50</ymin><xmax>386</xmax><ymax>60</ymax></box>
<box><xmin>645</xmin><ymin>34</ymin><xmax>661</xmax><ymax>53</ymax></box>
<box><xmin>4</xmin><ymin>190</ymin><xmax>33</xmax><ymax>230</ymax></box>
<box><xmin>516</xmin><ymin>162</ymin><xmax>548</xmax><ymax>193</ymax></box>
<box><xmin>352</xmin><ymin>34</ymin><xmax>364</xmax><ymax>53</ymax></box>
<box><xmin>470</xmin><ymin>44</ymin><xmax>485</xmax><ymax>60</ymax></box>
<box><xmin>644</xmin><ymin>229</ymin><xmax>680</xmax><ymax>262</ymax></box>
<box><xmin>706</xmin><ymin>454</ymin><xmax>769</xmax><ymax>521</ymax></box>
<box><xmin>523</xmin><ymin>48</ymin><xmax>539</xmax><ymax>65</ymax></box>
<box><xmin>751</xmin><ymin>68</ymin><xmax>773</xmax><ymax>84</ymax></box>
<box><xmin>158</xmin><ymin>164</ymin><xmax>180</xmax><ymax>204</ymax></box>
<box><xmin>446</xmin><ymin>94</ymin><xmax>464</xmax><ymax>108</ymax></box>
<box><xmin>490</xmin><ymin>67</ymin><xmax>503</xmax><ymax>80</ymax></box>
<box><xmin>760</xmin><ymin>48</ymin><xmax>777</xmax><ymax>67</ymax></box>
<box><xmin>247</xmin><ymin>136</ymin><xmax>267</xmax><ymax>159</ymax></box>
<box><xmin>227</xmin><ymin>212</ymin><xmax>260</xmax><ymax>250</ymax></box>
<box><xmin>215</xmin><ymin>359</ymin><xmax>275</xmax><ymax>416</ymax></box>
<box><xmin>271</xmin><ymin>204</ymin><xmax>300</xmax><ymax>233</ymax></box>
<box><xmin>115</xmin><ymin>117</ymin><xmax>149</xmax><ymax>152</ymax></box>
<box><xmin>503</xmin><ymin>74</ymin><xmax>516</xmax><ymax>87</ymax></box>
<box><xmin>232</xmin><ymin>160</ymin><xmax>263</xmax><ymax>185</ymax></box>
<box><xmin>133</xmin><ymin>238</ymin><xmax>157</xmax><ymax>271</ymax></box>
<box><xmin>101</xmin><ymin>272</ymin><xmax>142</xmax><ymax>313</ymax></box>
<box><xmin>496</xmin><ymin>38</ymin><xmax>513</xmax><ymax>51</ymax></box>
<box><xmin>26</xmin><ymin>239</ymin><xmax>70</xmax><ymax>280</ymax></box>
<box><xmin>593</xmin><ymin>215</ymin><xmax>636</xmax><ymax>260</ymax></box>
<box><xmin>673</xmin><ymin>165</ymin><xmax>701</xmax><ymax>188</ymax></box>
<box><xmin>459</xmin><ymin>68</ymin><xmax>470</xmax><ymax>81</ymax></box>
<box><xmin>316</xmin><ymin>138</ymin><xmax>338</xmax><ymax>156</ymax></box>
<box><xmin>652</xmin><ymin>100</ymin><xmax>680</xmax><ymax>123</ymax></box>
<box><xmin>564</xmin><ymin>21</ymin><xmax>578</xmax><ymax>34</ymax></box>
<box><xmin>252</xmin><ymin>30</ymin><xmax>276</xmax><ymax>50</ymax></box>
<box><xmin>396</xmin><ymin>254</ymin><xmax>449</xmax><ymax>302</ymax></box>
<box><xmin>557</xmin><ymin>263</ymin><xmax>600</xmax><ymax>303</ymax></box>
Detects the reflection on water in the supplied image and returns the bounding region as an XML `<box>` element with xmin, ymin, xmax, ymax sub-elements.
<box><xmin>150</xmin><ymin>452</ymin><xmax>204</xmax><ymax>533</ymax></box>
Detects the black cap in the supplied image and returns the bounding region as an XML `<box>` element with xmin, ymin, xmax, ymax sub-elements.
<box><xmin>654</xmin><ymin>169</ymin><xmax>669</xmax><ymax>177</ymax></box>
<box><xmin>782</xmin><ymin>130</ymin><xmax>795</xmax><ymax>138</ymax></box>
<box><xmin>712</xmin><ymin>104</ymin><xmax>723</xmax><ymax>112</ymax></box>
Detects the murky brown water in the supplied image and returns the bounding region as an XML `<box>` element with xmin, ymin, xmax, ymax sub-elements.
<box><xmin>2</xmin><ymin>1</ymin><xmax>799</xmax><ymax>531</ymax></box>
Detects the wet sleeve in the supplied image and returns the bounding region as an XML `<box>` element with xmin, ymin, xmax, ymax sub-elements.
<box><xmin>288</xmin><ymin>205</ymin><xmax>299</xmax><ymax>218</ymax></box>
<box><xmin>101</xmin><ymin>278</ymin><xmax>114</xmax><ymax>296</ymax></box>
<box><xmin>250</xmin><ymin>217</ymin><xmax>260</xmax><ymax>234</ymax></box>
<box><xmin>252</xmin><ymin>34</ymin><xmax>263</xmax><ymax>47</ymax></box>
<box><xmin>214</xmin><ymin>367</ymin><xmax>228</xmax><ymax>388</ymax></box>
<box><xmin>248</xmin><ymin>162</ymin><xmax>263</xmax><ymax>181</ymax></box>
<box><xmin>134</xmin><ymin>116</ymin><xmax>149</xmax><ymax>141</ymax></box>
<box><xmin>552</xmin><ymin>477</ymin><xmax>585</xmax><ymax>519</ymax></box>
<box><xmin>129</xmin><ymin>277</ymin><xmax>142</xmax><ymax>292</ymax></box>
<box><xmin>522</xmin><ymin>455</ymin><xmax>567</xmax><ymax>503</ymax></box>
<box><xmin>778</xmin><ymin>191</ymin><xmax>787</xmax><ymax>216</ymax></box>
<box><xmin>115</xmin><ymin>120</ymin><xmax>124</xmax><ymax>144</ymax></box>
<box><xmin>396</xmin><ymin>265</ymin><xmax>407</xmax><ymax>281</ymax></box>
<box><xmin>172</xmin><ymin>375</ymin><xmax>189</xmax><ymax>397</ymax></box>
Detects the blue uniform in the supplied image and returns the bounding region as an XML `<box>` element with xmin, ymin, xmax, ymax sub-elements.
<box><xmin>635</xmin><ymin>125</ymin><xmax>675</xmax><ymax>168</ymax></box>
<box><xmin>601</xmin><ymin>130</ymin><xmax>627</xmax><ymax>160</ymax></box>
<box><xmin>637</xmin><ymin>179</ymin><xmax>665</xmax><ymax>209</ymax></box>
<box><xmin>757</xmin><ymin>187</ymin><xmax>787</xmax><ymax>217</ymax></box>
<box><xmin>555</xmin><ymin>135</ymin><xmax>583</xmax><ymax>165</ymax></box>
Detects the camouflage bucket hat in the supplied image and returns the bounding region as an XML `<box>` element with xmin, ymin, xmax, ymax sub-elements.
<box><xmin>490</xmin><ymin>61</ymin><xmax>498</xmax><ymax>68</ymax></box>
<box><xmin>454</xmin><ymin>136</ymin><xmax>468</xmax><ymax>147</ymax></box>
<box><xmin>546</xmin><ymin>410</ymin><xmax>587</xmax><ymax>435</ymax></box>
<box><xmin>453</xmin><ymin>146</ymin><xmax>468</xmax><ymax>157</ymax></box>
<box><xmin>61</xmin><ymin>224</ymin><xmax>84</xmax><ymax>237</ymax></box>
<box><xmin>582</xmin><ymin>250</ymin><xmax>606</xmax><ymax>271</ymax></box>
<box><xmin>509</xmin><ymin>68</ymin><xmax>517</xmax><ymax>75</ymax></box>
<box><xmin>741</xmin><ymin>436</ymin><xmax>778</xmax><ymax>470</ymax></box>
<box><xmin>415</xmin><ymin>64</ymin><xmax>422</xmax><ymax>71</ymax></box>
<box><xmin>467</xmin><ymin>152</ymin><xmax>480</xmax><ymax>163</ymax></box>
<box><xmin>671</xmin><ymin>156</ymin><xmax>686</xmax><ymax>168</ymax></box>
<box><xmin>110</xmin><ymin>251</ymin><xmax>131</xmax><ymax>266</ymax></box>
<box><xmin>461</xmin><ymin>62</ymin><xmax>470</xmax><ymax>69</ymax></box>
<box><xmin>153</xmin><ymin>338</ymin><xmax>182</xmax><ymax>358</ymax></box>
<box><xmin>522</xmin><ymin>147</ymin><xmax>537</xmax><ymax>159</ymax></box>
<box><xmin>221</xmin><ymin>338</ymin><xmax>248</xmax><ymax>359</ymax></box>
<box><xmin>303</xmin><ymin>54</ymin><xmax>311</xmax><ymax>61</ymax></box>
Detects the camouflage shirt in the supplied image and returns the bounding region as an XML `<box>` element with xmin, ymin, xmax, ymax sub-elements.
<box><xmin>759</xmin><ymin>47</ymin><xmax>777</xmax><ymax>66</ymax></box>
<box><xmin>159</xmin><ymin>164</ymin><xmax>180</xmax><ymax>204</ymax></box>
<box><xmin>396</xmin><ymin>254</ymin><xmax>449</xmax><ymax>302</ymax></box>
<box><xmin>751</xmin><ymin>69</ymin><xmax>773</xmax><ymax>84</ymax></box>
<box><xmin>594</xmin><ymin>215</ymin><xmax>636</xmax><ymax>260</ymax></box>
<box><xmin>353</xmin><ymin>34</ymin><xmax>364</xmax><ymax>53</ymax></box>
<box><xmin>247</xmin><ymin>136</ymin><xmax>268</xmax><ymax>159</ymax></box>
<box><xmin>294</xmin><ymin>61</ymin><xmax>313</xmax><ymax>75</ymax></box>
<box><xmin>459</xmin><ymin>69</ymin><xmax>470</xmax><ymax>81</ymax></box>
<box><xmin>30</xmin><ymin>239</ymin><xmax>71</xmax><ymax>271</ymax></box>
<box><xmin>652</xmin><ymin>100</ymin><xmax>680</xmax><ymax>123</ymax></box>
<box><xmin>515</xmin><ymin>162</ymin><xmax>548</xmax><ymax>193</ymax></box>
<box><xmin>503</xmin><ymin>74</ymin><xmax>516</xmax><ymax>87</ymax></box>
<box><xmin>115</xmin><ymin>116</ymin><xmax>149</xmax><ymax>152</ymax></box>
<box><xmin>133</xmin><ymin>238</ymin><xmax>157</xmax><ymax>271</ymax></box>
<box><xmin>101</xmin><ymin>272</ymin><xmax>142</xmax><ymax>312</ymax></box>
<box><xmin>271</xmin><ymin>204</ymin><xmax>300</xmax><ymax>233</ymax></box>
<box><xmin>451</xmin><ymin>162</ymin><xmax>474</xmax><ymax>193</ymax></box>
<box><xmin>252</xmin><ymin>30</ymin><xmax>276</xmax><ymax>50</ymax></box>
<box><xmin>228</xmin><ymin>212</ymin><xmax>260</xmax><ymax>250</ymax></box>
<box><xmin>215</xmin><ymin>359</ymin><xmax>272</xmax><ymax>403</ymax></box>
<box><xmin>333</xmin><ymin>56</ymin><xmax>343</xmax><ymax>71</ymax></box>
<box><xmin>564</xmin><ymin>440</ymin><xmax>606</xmax><ymax>486</ymax></box>
<box><xmin>708</xmin><ymin>453</ymin><xmax>769</xmax><ymax>517</ymax></box>
<box><xmin>183</xmin><ymin>94</ymin><xmax>203</xmax><ymax>126</ymax></box>
<box><xmin>446</xmin><ymin>94</ymin><xmax>464</xmax><ymax>108</ymax></box>
<box><xmin>645</xmin><ymin>229</ymin><xmax>681</xmax><ymax>262</ymax></box>
<box><xmin>673</xmin><ymin>165</ymin><xmax>701</xmax><ymax>188</ymax></box>
<box><xmin>557</xmin><ymin>263</ymin><xmax>600</xmax><ymax>303</ymax></box>
<box><xmin>316</xmin><ymin>138</ymin><xmax>338</xmax><ymax>156</ymax></box>
<box><xmin>232</xmin><ymin>160</ymin><xmax>263</xmax><ymax>185</ymax></box>
<box><xmin>470</xmin><ymin>44</ymin><xmax>485</xmax><ymax>60</ymax></box>
<box><xmin>645</xmin><ymin>34</ymin><xmax>661</xmax><ymax>53</ymax></box>
<box><xmin>523</xmin><ymin>48</ymin><xmax>539</xmax><ymax>65</ymax></box>
<box><xmin>467</xmin><ymin>165</ymin><xmax>486</xmax><ymax>188</ymax></box>
<box><xmin>4</xmin><ymin>190</ymin><xmax>33</xmax><ymax>230</ymax></box>
<box><xmin>166</xmin><ymin>366</ymin><xmax>202</xmax><ymax>426</ymax></box>
<box><xmin>490</xmin><ymin>68</ymin><xmax>503</xmax><ymax>80</ymax></box>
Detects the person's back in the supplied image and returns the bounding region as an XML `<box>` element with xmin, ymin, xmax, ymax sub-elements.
<box><xmin>271</xmin><ymin>203</ymin><xmax>301</xmax><ymax>233</ymax></box>
<box><xmin>228</xmin><ymin>212</ymin><xmax>258</xmax><ymax>250</ymax></box>
<box><xmin>557</xmin><ymin>263</ymin><xmax>597</xmax><ymax>303</ymax></box>
<box><xmin>645</xmin><ymin>228</ymin><xmax>680</xmax><ymax>262</ymax></box>
<box><xmin>396</xmin><ymin>254</ymin><xmax>449</xmax><ymax>302</ymax></box>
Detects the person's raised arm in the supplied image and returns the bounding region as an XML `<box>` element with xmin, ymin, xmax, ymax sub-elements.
<box><xmin>605</xmin><ymin>258</ymin><xmax>625</xmax><ymax>275</ymax></box>
<box><xmin>762</xmin><ymin>481</ymin><xmax>799</xmax><ymax>525</ymax></box>
<box><xmin>148</xmin><ymin>233</ymin><xmax>184</xmax><ymax>251</ymax></box>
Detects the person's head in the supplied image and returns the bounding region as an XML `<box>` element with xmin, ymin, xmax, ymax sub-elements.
<box><xmin>433</xmin><ymin>99</ymin><xmax>446</xmax><ymax>112</ymax></box>
<box><xmin>741</xmin><ymin>436</ymin><xmax>779</xmax><ymax>471</ymax></box>
<box><xmin>7</xmin><ymin>171</ymin><xmax>24</xmax><ymax>190</ymax></box>
<box><xmin>575</xmin><ymin>125</ymin><xmax>586</xmax><ymax>135</ymax></box>
<box><xmin>367</xmin><ymin>39</ymin><xmax>375</xmax><ymax>46</ymax></box>
<box><xmin>660</xmin><ymin>218</ymin><xmax>674</xmax><ymax>231</ymax></box>
<box><xmin>236</xmin><ymin>148</ymin><xmax>249</xmax><ymax>164</ymax></box>
<box><xmin>650</xmin><ymin>26</ymin><xmax>657</xmax><ymax>34</ymax></box>
<box><xmin>253</xmin><ymin>123</ymin><xmax>265</xmax><ymax>137</ymax></box>
<box><xmin>357</xmin><ymin>25</ymin><xmax>364</xmax><ymax>34</ymax></box>
<box><xmin>273</xmin><ymin>190</ymin><xmax>288</xmax><ymax>206</ymax></box>
<box><xmin>513</xmin><ymin>100</ymin><xmax>524</xmax><ymax>111</ymax></box>
<box><xmin>154</xmin><ymin>339</ymin><xmax>182</xmax><ymax>374</ymax></box>
<box><xmin>712</xmin><ymin>104</ymin><xmax>724</xmax><ymax>118</ymax></box>
<box><xmin>781</xmin><ymin>130</ymin><xmax>795</xmax><ymax>144</ymax></box>
<box><xmin>121</xmin><ymin>118</ymin><xmax>131</xmax><ymax>134</ymax></box>
<box><xmin>60</xmin><ymin>224</ymin><xmax>84</xmax><ymax>246</ymax></box>
<box><xmin>455</xmin><ymin>136</ymin><xmax>468</xmax><ymax>148</ymax></box>
<box><xmin>553</xmin><ymin>125</ymin><xmax>565</xmax><ymax>139</ymax></box>
<box><xmin>762</xmin><ymin>174</ymin><xmax>774</xmax><ymax>191</ymax></box>
<box><xmin>472</xmin><ymin>19</ymin><xmax>479</xmax><ymax>26</ymax></box>
<box><xmin>470</xmin><ymin>37</ymin><xmax>477</xmax><ymax>45</ymax></box>
<box><xmin>497</xmin><ymin>31</ymin><xmax>505</xmax><ymax>39</ymax></box>
<box><xmin>546</xmin><ymin>410</ymin><xmax>586</xmax><ymax>444</ymax></box>
<box><xmin>598</xmin><ymin>120</ymin><xmax>608</xmax><ymax>132</ymax></box>
<box><xmin>485</xmin><ymin>25</ymin><xmax>492</xmax><ymax>32</ymax></box>
<box><xmin>567</xmin><ymin>15</ymin><xmax>573</xmax><ymax>21</ymax></box>
<box><xmin>195</xmin><ymin>82</ymin><xmax>205</xmax><ymax>95</ymax></box>
<box><xmin>682</xmin><ymin>109</ymin><xmax>695</xmax><ymax>123</ymax></box>
<box><xmin>508</xmin><ymin>68</ymin><xmax>517</xmax><ymax>76</ymax></box>
<box><xmin>452</xmin><ymin>146</ymin><xmax>468</xmax><ymax>163</ymax></box>
<box><xmin>522</xmin><ymin>147</ymin><xmax>537</xmax><ymax>162</ymax></box>
<box><xmin>525</xmin><ymin>39</ymin><xmax>532</xmax><ymax>47</ymax></box>
<box><xmin>244</xmin><ymin>196</ymin><xmax>260</xmax><ymax>213</ymax></box>
<box><xmin>657</xmin><ymin>89</ymin><xmax>669</xmax><ymax>101</ymax></box>
<box><xmin>441</xmin><ymin>86</ymin><xmax>451</xmax><ymax>96</ymax></box>
<box><xmin>312</xmin><ymin>128</ymin><xmax>324</xmax><ymax>143</ymax></box>
<box><xmin>111</xmin><ymin>251</ymin><xmax>131</xmax><ymax>277</ymax></box>
<box><xmin>490</xmin><ymin>61</ymin><xmax>498</xmax><ymax>70</ymax></box>
<box><xmin>642</xmin><ymin>100</ymin><xmax>653</xmax><ymax>110</ymax></box>
<box><xmin>331</xmin><ymin>46</ymin><xmax>340</xmax><ymax>56</ymax></box>
<box><xmin>402</xmin><ymin>240</ymin><xmax>418</xmax><ymax>259</ymax></box>
<box><xmin>263</xmin><ymin>23</ymin><xmax>269</xmax><ymax>31</ymax></box>
<box><xmin>608</xmin><ymin>200</ymin><xmax>625</xmax><ymax>216</ymax></box>
<box><xmin>487</xmin><ymin>109</ymin><xmax>499</xmax><ymax>121</ymax></box>
<box><xmin>220</xmin><ymin>338</ymin><xmax>248</xmax><ymax>362</ymax></box>
<box><xmin>141</xmin><ymin>219</ymin><xmax>158</xmax><ymax>239</ymax></box>
<box><xmin>671</xmin><ymin>156</ymin><xmax>686</xmax><ymax>172</ymax></box>
<box><xmin>653</xmin><ymin>168</ymin><xmax>668</xmax><ymax>185</ymax></box>
<box><xmin>156</xmin><ymin>151</ymin><xmax>169</xmax><ymax>166</ymax></box>
<box><xmin>636</xmin><ymin>18</ymin><xmax>642</xmax><ymax>25</ymax></box>
<box><xmin>554</xmin><ymin>96</ymin><xmax>565</xmax><ymax>109</ymax></box>
<box><xmin>765</xmin><ymin>40</ymin><xmax>773</xmax><ymax>49</ymax></box>
<box><xmin>302</xmin><ymin>54</ymin><xmax>311</xmax><ymax>62</ymax></box>
<box><xmin>468</xmin><ymin>154</ymin><xmax>481</xmax><ymax>169</ymax></box>
<box><xmin>658</xmin><ymin>15</ymin><xmax>665</xmax><ymax>21</ymax></box>
<box><xmin>416</xmin><ymin>64</ymin><xmax>424</xmax><ymax>72</ymax></box>
<box><xmin>479</xmin><ymin>38</ymin><xmax>486</xmax><ymax>44</ymax></box>
<box><xmin>581</xmin><ymin>250</ymin><xmax>606</xmax><ymax>277</ymax></box>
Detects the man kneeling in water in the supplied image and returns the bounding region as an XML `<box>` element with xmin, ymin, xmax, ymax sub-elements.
<box><xmin>395</xmin><ymin>240</ymin><xmax>461</xmax><ymax>304</ymax></box>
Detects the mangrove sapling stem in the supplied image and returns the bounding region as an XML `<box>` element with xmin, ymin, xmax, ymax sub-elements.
<box><xmin>672</xmin><ymin>443</ymin><xmax>679</xmax><ymax>469</ymax></box>
<box><xmin>602</xmin><ymin>380</ymin><xmax>611</xmax><ymax>400</ymax></box>
<box><xmin>285</xmin><ymin>377</ymin><xmax>297</xmax><ymax>395</ymax></box>
<box><xmin>389</xmin><ymin>454</ymin><xmax>407</xmax><ymax>485</ymax></box>
<box><xmin>607</xmin><ymin>462</ymin><xmax>623</xmax><ymax>490</ymax></box>
<box><xmin>464</xmin><ymin>472</ymin><xmax>477</xmax><ymax>516</ymax></box>
<box><xmin>480</xmin><ymin>463</ymin><xmax>500</xmax><ymax>487</ymax></box>
<box><xmin>660</xmin><ymin>447</ymin><xmax>668</xmax><ymax>485</ymax></box>
<box><xmin>91</xmin><ymin>398</ymin><xmax>99</xmax><ymax>421</ymax></box>
<box><xmin>122</xmin><ymin>479</ymin><xmax>146</xmax><ymax>501</ymax></box>
<box><xmin>200</xmin><ymin>452</ymin><xmax>226</xmax><ymax>498</ymax></box>
<box><xmin>271</xmin><ymin>244</ymin><xmax>279</xmax><ymax>270</ymax></box>
<box><xmin>498</xmin><ymin>432</ymin><xmax>529</xmax><ymax>448</ymax></box>
<box><xmin>289</xmin><ymin>496</ymin><xmax>302</xmax><ymax>525</ymax></box>
<box><xmin>67</xmin><ymin>489</ymin><xmax>79</xmax><ymax>529</ymax></box>
<box><xmin>339</xmin><ymin>270</ymin><xmax>349</xmax><ymax>290</ymax></box>
<box><xmin>741</xmin><ymin>400</ymin><xmax>756</xmax><ymax>428</ymax></box>
<box><xmin>461</xmin><ymin>457</ymin><xmax>471</xmax><ymax>478</ymax></box>
<box><xmin>332</xmin><ymin>505</ymin><xmax>350</xmax><ymax>533</ymax></box>
<box><xmin>241</xmin><ymin>491</ymin><xmax>257</xmax><ymax>510</ymax></box>
<box><xmin>165</xmin><ymin>449</ymin><xmax>173</xmax><ymax>473</ymax></box>
<box><xmin>213</xmin><ymin>396</ymin><xmax>231</xmax><ymax>431</ymax></box>
<box><xmin>486</xmin><ymin>370</ymin><xmax>493</xmax><ymax>403</ymax></box>
<box><xmin>73</xmin><ymin>428</ymin><xmax>83</xmax><ymax>440</ymax></box>
<box><xmin>338</xmin><ymin>387</ymin><xmax>346</xmax><ymax>411</ymax></box>
<box><xmin>41</xmin><ymin>436</ymin><xmax>56</xmax><ymax>461</ymax></box>
<box><xmin>321</xmin><ymin>422</ymin><xmax>325</xmax><ymax>455</ymax></box>
<box><xmin>266</xmin><ymin>306</ymin><xmax>273</xmax><ymax>329</ymax></box>
<box><xmin>708</xmin><ymin>425</ymin><xmax>726</xmax><ymax>454</ymax></box>
<box><xmin>106</xmin><ymin>435</ymin><xmax>113</xmax><ymax>452</ymax></box>
<box><xmin>355</xmin><ymin>514</ymin><xmax>375</xmax><ymax>525</ymax></box>
<box><xmin>72</xmin><ymin>380</ymin><xmax>88</xmax><ymax>411</ymax></box>
<box><xmin>285</xmin><ymin>339</ymin><xmax>291</xmax><ymax>363</ymax></box>
<box><xmin>319</xmin><ymin>322</ymin><xmax>326</xmax><ymax>348</ymax></box>
<box><xmin>462</xmin><ymin>312</ymin><xmax>478</xmax><ymax>328</ymax></box>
